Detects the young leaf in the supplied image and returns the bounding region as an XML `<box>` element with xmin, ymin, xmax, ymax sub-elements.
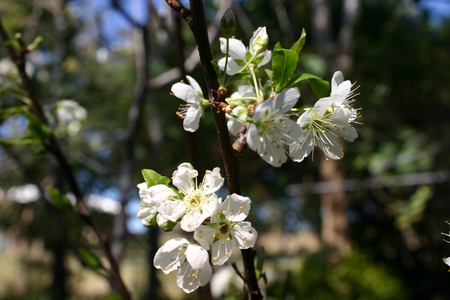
<box><xmin>211</xmin><ymin>60</ymin><xmax>222</xmax><ymax>80</ymax></box>
<box><xmin>255</xmin><ymin>246</ymin><xmax>266</xmax><ymax>282</ymax></box>
<box><xmin>47</xmin><ymin>186</ymin><xmax>74</xmax><ymax>212</ymax></box>
<box><xmin>272</xmin><ymin>48</ymin><xmax>299</xmax><ymax>93</ymax></box>
<box><xmin>141</xmin><ymin>169</ymin><xmax>170</xmax><ymax>188</ymax></box>
<box><xmin>79</xmin><ymin>247</ymin><xmax>104</xmax><ymax>270</ymax></box>
<box><xmin>225</xmin><ymin>72</ymin><xmax>250</xmax><ymax>86</ymax></box>
<box><xmin>291</xmin><ymin>28</ymin><xmax>306</xmax><ymax>54</ymax></box>
<box><xmin>287</xmin><ymin>73</ymin><xmax>330</xmax><ymax>99</ymax></box>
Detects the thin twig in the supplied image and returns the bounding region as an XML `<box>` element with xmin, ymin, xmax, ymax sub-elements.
<box><xmin>231</xmin><ymin>260</ymin><xmax>247</xmax><ymax>283</ymax></box>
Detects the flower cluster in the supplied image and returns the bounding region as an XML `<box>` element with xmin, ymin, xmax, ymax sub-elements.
<box><xmin>137</xmin><ymin>163</ymin><xmax>257</xmax><ymax>293</ymax></box>
<box><xmin>170</xmin><ymin>26</ymin><xmax>361</xmax><ymax>167</ymax></box>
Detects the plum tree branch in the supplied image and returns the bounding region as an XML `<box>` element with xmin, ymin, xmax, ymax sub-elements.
<box><xmin>164</xmin><ymin>1</ymin><xmax>262</xmax><ymax>298</ymax></box>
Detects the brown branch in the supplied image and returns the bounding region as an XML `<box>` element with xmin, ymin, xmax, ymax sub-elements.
<box><xmin>165</xmin><ymin>1</ymin><xmax>262</xmax><ymax>298</ymax></box>
<box><xmin>0</xmin><ymin>20</ymin><xmax>131</xmax><ymax>300</ymax></box>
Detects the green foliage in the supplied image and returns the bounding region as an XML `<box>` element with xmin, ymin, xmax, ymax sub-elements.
<box><xmin>47</xmin><ymin>186</ymin><xmax>74</xmax><ymax>213</ymax></box>
<box><xmin>271</xmin><ymin>45</ymin><xmax>299</xmax><ymax>93</ymax></box>
<box><xmin>141</xmin><ymin>169</ymin><xmax>170</xmax><ymax>188</ymax></box>
<box><xmin>79</xmin><ymin>247</ymin><xmax>104</xmax><ymax>271</ymax></box>
<box><xmin>267</xmin><ymin>251</ymin><xmax>410</xmax><ymax>300</ymax></box>
<box><xmin>255</xmin><ymin>246</ymin><xmax>267</xmax><ymax>283</ymax></box>
<box><xmin>290</xmin><ymin>28</ymin><xmax>306</xmax><ymax>54</ymax></box>
<box><xmin>393</xmin><ymin>185</ymin><xmax>433</xmax><ymax>230</ymax></box>
<box><xmin>287</xmin><ymin>73</ymin><xmax>330</xmax><ymax>99</ymax></box>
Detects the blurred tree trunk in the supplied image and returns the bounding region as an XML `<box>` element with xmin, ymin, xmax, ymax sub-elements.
<box><xmin>311</xmin><ymin>0</ymin><xmax>359</xmax><ymax>254</ymax></box>
<box><xmin>111</xmin><ymin>19</ymin><xmax>151</xmax><ymax>262</ymax></box>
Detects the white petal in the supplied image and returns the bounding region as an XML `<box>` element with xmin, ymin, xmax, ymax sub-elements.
<box><xmin>249</xmin><ymin>27</ymin><xmax>266</xmax><ymax>53</ymax></box>
<box><xmin>201</xmin><ymin>167</ymin><xmax>224</xmax><ymax>194</ymax></box>
<box><xmin>172</xmin><ymin>163</ymin><xmax>197</xmax><ymax>194</ymax></box>
<box><xmin>231</xmin><ymin>222</ymin><xmax>258</xmax><ymax>249</ymax></box>
<box><xmin>157</xmin><ymin>199</ymin><xmax>186</xmax><ymax>222</ymax></box>
<box><xmin>180</xmin><ymin>210</ymin><xmax>205</xmax><ymax>232</ymax></box>
<box><xmin>252</xmin><ymin>87</ymin><xmax>300</xmax><ymax>121</ymax></box>
<box><xmin>198</xmin><ymin>262</ymin><xmax>212</xmax><ymax>287</ymax></box>
<box><xmin>137</xmin><ymin>207</ymin><xmax>157</xmax><ymax>220</ymax></box>
<box><xmin>200</xmin><ymin>194</ymin><xmax>220</xmax><ymax>218</ymax></box>
<box><xmin>137</xmin><ymin>182</ymin><xmax>148</xmax><ymax>191</ymax></box>
<box><xmin>183</xmin><ymin>106</ymin><xmax>202</xmax><ymax>132</ymax></box>
<box><xmin>220</xmin><ymin>37</ymin><xmax>247</xmax><ymax>60</ymax></box>
<box><xmin>273</xmin><ymin>87</ymin><xmax>300</xmax><ymax>114</ymax></box>
<box><xmin>185</xmin><ymin>75</ymin><xmax>203</xmax><ymax>95</ymax></box>
<box><xmin>194</xmin><ymin>225</ymin><xmax>216</xmax><ymax>250</ymax></box>
<box><xmin>222</xmin><ymin>193</ymin><xmax>251</xmax><ymax>222</ymax></box>
<box><xmin>317</xmin><ymin>132</ymin><xmax>344</xmax><ymax>160</ymax></box>
<box><xmin>314</xmin><ymin>96</ymin><xmax>335</xmax><ymax>116</ymax></box>
<box><xmin>332</xmin><ymin>80</ymin><xmax>352</xmax><ymax>102</ymax></box>
<box><xmin>153</xmin><ymin>238</ymin><xmax>188</xmax><ymax>274</ymax></box>
<box><xmin>227</xmin><ymin>114</ymin><xmax>246</xmax><ymax>136</ymax></box>
<box><xmin>186</xmin><ymin>244</ymin><xmax>209</xmax><ymax>269</ymax></box>
<box><xmin>257</xmin><ymin>137</ymin><xmax>287</xmax><ymax>167</ymax></box>
<box><xmin>171</xmin><ymin>82</ymin><xmax>200</xmax><ymax>104</ymax></box>
<box><xmin>218</xmin><ymin>56</ymin><xmax>242</xmax><ymax>75</ymax></box>
<box><xmin>331</xmin><ymin>71</ymin><xmax>344</xmax><ymax>93</ymax></box>
<box><xmin>246</xmin><ymin>125</ymin><xmax>262</xmax><ymax>151</ymax></box>
<box><xmin>443</xmin><ymin>257</ymin><xmax>450</xmax><ymax>267</ymax></box>
<box><xmin>236</xmin><ymin>85</ymin><xmax>257</xmax><ymax>98</ymax></box>
<box><xmin>211</xmin><ymin>237</ymin><xmax>235</xmax><ymax>265</ymax></box>
<box><xmin>256</xmin><ymin>50</ymin><xmax>272</xmax><ymax>68</ymax></box>
<box><xmin>177</xmin><ymin>260</ymin><xmax>212</xmax><ymax>293</ymax></box>
<box><xmin>297</xmin><ymin>109</ymin><xmax>313</xmax><ymax>128</ymax></box>
<box><xmin>156</xmin><ymin>214</ymin><xmax>169</xmax><ymax>227</ymax></box>
<box><xmin>290</xmin><ymin>131</ymin><xmax>314</xmax><ymax>162</ymax></box>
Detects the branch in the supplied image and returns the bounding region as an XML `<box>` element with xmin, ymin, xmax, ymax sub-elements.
<box><xmin>148</xmin><ymin>0</ymin><xmax>233</xmax><ymax>89</ymax></box>
<box><xmin>165</xmin><ymin>1</ymin><xmax>262</xmax><ymax>298</ymax></box>
<box><xmin>0</xmin><ymin>20</ymin><xmax>131</xmax><ymax>300</ymax></box>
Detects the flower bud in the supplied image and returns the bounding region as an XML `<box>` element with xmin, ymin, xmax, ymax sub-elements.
<box><xmin>220</xmin><ymin>8</ymin><xmax>237</xmax><ymax>38</ymax></box>
<box><xmin>250</xmin><ymin>27</ymin><xmax>269</xmax><ymax>55</ymax></box>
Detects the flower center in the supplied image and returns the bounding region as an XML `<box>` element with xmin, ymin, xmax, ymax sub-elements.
<box><xmin>185</xmin><ymin>189</ymin><xmax>204</xmax><ymax>209</ymax></box>
<box><xmin>219</xmin><ymin>221</ymin><xmax>230</xmax><ymax>235</ymax></box>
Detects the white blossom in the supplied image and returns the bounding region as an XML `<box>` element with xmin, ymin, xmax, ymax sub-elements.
<box><xmin>290</xmin><ymin>71</ymin><xmax>360</xmax><ymax>162</ymax></box>
<box><xmin>136</xmin><ymin>183</ymin><xmax>175</xmax><ymax>226</ymax></box>
<box><xmin>154</xmin><ymin>238</ymin><xmax>212</xmax><ymax>293</ymax></box>
<box><xmin>246</xmin><ymin>87</ymin><xmax>301</xmax><ymax>167</ymax></box>
<box><xmin>157</xmin><ymin>163</ymin><xmax>224</xmax><ymax>232</ymax></box>
<box><xmin>194</xmin><ymin>194</ymin><xmax>257</xmax><ymax>265</ymax></box>
<box><xmin>218</xmin><ymin>27</ymin><xmax>272</xmax><ymax>75</ymax></box>
<box><xmin>171</xmin><ymin>76</ymin><xmax>209</xmax><ymax>132</ymax></box>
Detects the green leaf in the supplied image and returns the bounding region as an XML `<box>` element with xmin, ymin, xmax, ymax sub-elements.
<box><xmin>23</xmin><ymin>110</ymin><xmax>52</xmax><ymax>141</ymax></box>
<box><xmin>161</xmin><ymin>219</ymin><xmax>177</xmax><ymax>232</ymax></box>
<box><xmin>211</xmin><ymin>60</ymin><xmax>222</xmax><ymax>80</ymax></box>
<box><xmin>255</xmin><ymin>246</ymin><xmax>266</xmax><ymax>281</ymax></box>
<box><xmin>225</xmin><ymin>72</ymin><xmax>250</xmax><ymax>86</ymax></box>
<box><xmin>287</xmin><ymin>73</ymin><xmax>330</xmax><ymax>99</ymax></box>
<box><xmin>47</xmin><ymin>187</ymin><xmax>74</xmax><ymax>212</ymax></box>
<box><xmin>273</xmin><ymin>42</ymin><xmax>282</xmax><ymax>51</ymax></box>
<box><xmin>143</xmin><ymin>215</ymin><xmax>158</xmax><ymax>228</ymax></box>
<box><xmin>104</xmin><ymin>292</ymin><xmax>123</xmax><ymax>300</ymax></box>
<box><xmin>291</xmin><ymin>28</ymin><xmax>307</xmax><ymax>54</ymax></box>
<box><xmin>79</xmin><ymin>247</ymin><xmax>104</xmax><ymax>270</ymax></box>
<box><xmin>272</xmin><ymin>48</ymin><xmax>299</xmax><ymax>93</ymax></box>
<box><xmin>141</xmin><ymin>169</ymin><xmax>170</xmax><ymax>188</ymax></box>
<box><xmin>265</xmin><ymin>69</ymin><xmax>273</xmax><ymax>80</ymax></box>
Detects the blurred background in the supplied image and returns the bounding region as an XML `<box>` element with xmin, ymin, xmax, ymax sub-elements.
<box><xmin>1</xmin><ymin>0</ymin><xmax>450</xmax><ymax>299</ymax></box>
